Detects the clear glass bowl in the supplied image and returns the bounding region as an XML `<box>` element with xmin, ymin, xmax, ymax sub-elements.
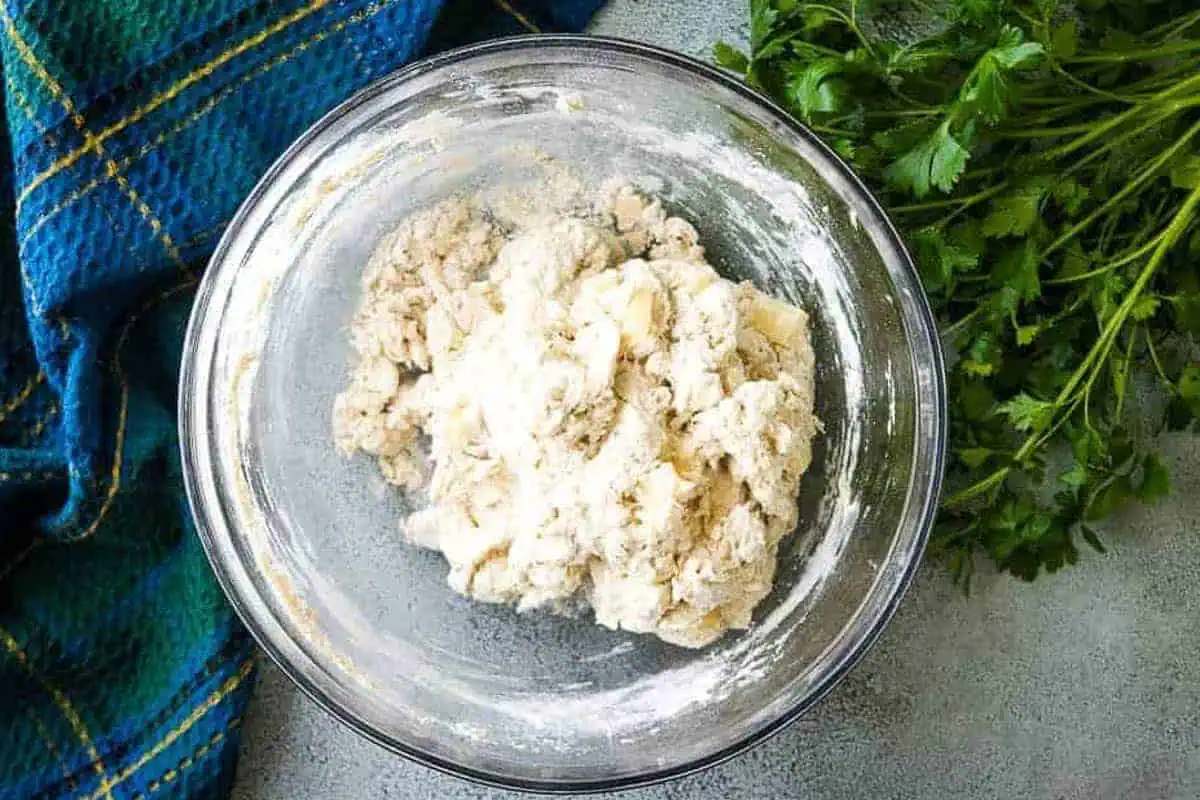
<box><xmin>180</xmin><ymin>36</ymin><xmax>945</xmax><ymax>793</ymax></box>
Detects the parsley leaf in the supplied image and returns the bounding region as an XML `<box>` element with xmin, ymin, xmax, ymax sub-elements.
<box><xmin>1170</xmin><ymin>155</ymin><xmax>1200</xmax><ymax>190</ymax></box>
<box><xmin>993</xmin><ymin>239</ymin><xmax>1042</xmax><ymax>304</ymax></box>
<box><xmin>982</xmin><ymin>183</ymin><xmax>1048</xmax><ymax>238</ymax></box>
<box><xmin>1139</xmin><ymin>454</ymin><xmax>1171</xmax><ymax>502</ymax></box>
<box><xmin>786</xmin><ymin>58</ymin><xmax>846</xmax><ymax>120</ymax></box>
<box><xmin>1131</xmin><ymin>295</ymin><xmax>1160</xmax><ymax>322</ymax></box>
<box><xmin>959</xmin><ymin>25</ymin><xmax>1044</xmax><ymax>123</ymax></box>
<box><xmin>1170</xmin><ymin>293</ymin><xmax>1200</xmax><ymax>335</ymax></box>
<box><xmin>912</xmin><ymin>227</ymin><xmax>980</xmax><ymax>290</ymax></box>
<box><xmin>1180</xmin><ymin>365</ymin><xmax>1200</xmax><ymax>401</ymax></box>
<box><xmin>997</xmin><ymin>393</ymin><xmax>1055</xmax><ymax>432</ymax></box>
<box><xmin>750</xmin><ymin>0</ymin><xmax>781</xmax><ymax>57</ymax></box>
<box><xmin>713</xmin><ymin>41</ymin><xmax>750</xmax><ymax>73</ymax></box>
<box><xmin>885</xmin><ymin>121</ymin><xmax>970</xmax><ymax>197</ymax></box>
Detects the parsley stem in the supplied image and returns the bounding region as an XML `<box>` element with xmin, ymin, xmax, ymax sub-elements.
<box><xmin>1042</xmin><ymin>120</ymin><xmax>1200</xmax><ymax>258</ymax></box>
<box><xmin>1003</xmin><ymin>121</ymin><xmax>1098</xmax><ymax>138</ymax></box>
<box><xmin>1144</xmin><ymin>330</ymin><xmax>1174</xmax><ymax>390</ymax></box>
<box><xmin>789</xmin><ymin>40</ymin><xmax>846</xmax><ymax>59</ymax></box>
<box><xmin>1146</xmin><ymin>10</ymin><xmax>1200</xmax><ymax>39</ymax></box>
<box><xmin>1043</xmin><ymin>295</ymin><xmax>1088</xmax><ymax>328</ymax></box>
<box><xmin>941</xmin><ymin>307</ymin><xmax>983</xmax><ymax>338</ymax></box>
<box><xmin>1049</xmin><ymin>57</ymin><xmax>1140</xmax><ymax>104</ymax></box>
<box><xmin>1097</xmin><ymin>211</ymin><xmax>1125</xmax><ymax>253</ymax></box>
<box><xmin>1060</xmin><ymin>102</ymin><xmax>1200</xmax><ymax>180</ymax></box>
<box><xmin>1039</xmin><ymin>71</ymin><xmax>1200</xmax><ymax>161</ymax></box>
<box><xmin>1043</xmin><ymin>231</ymin><xmax>1168</xmax><ymax>286</ymax></box>
<box><xmin>891</xmin><ymin>182</ymin><xmax>1008</xmax><ymax>215</ymax></box>
<box><xmin>1022</xmin><ymin>94</ymin><xmax>1127</xmax><ymax>109</ymax></box>
<box><xmin>861</xmin><ymin>109</ymin><xmax>943</xmax><ymax>119</ymax></box>
<box><xmin>1116</xmin><ymin>59</ymin><xmax>1200</xmax><ymax>94</ymax></box>
<box><xmin>944</xmin><ymin>469</ymin><xmax>1007</xmax><ymax>507</ymax></box>
<box><xmin>961</xmin><ymin>165</ymin><xmax>1005</xmax><ymax>182</ymax></box>
<box><xmin>1062</xmin><ymin>40</ymin><xmax>1200</xmax><ymax>64</ymax></box>
<box><xmin>1112</xmin><ymin>329</ymin><xmax>1137</xmax><ymax>419</ymax></box>
<box><xmin>810</xmin><ymin>124</ymin><xmax>858</xmax><ymax>136</ymax></box>
<box><xmin>797</xmin><ymin>3</ymin><xmax>879</xmax><ymax>62</ymax></box>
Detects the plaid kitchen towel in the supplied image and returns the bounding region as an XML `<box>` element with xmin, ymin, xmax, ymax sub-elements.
<box><xmin>0</xmin><ymin>1</ymin><xmax>605</xmax><ymax>797</ymax></box>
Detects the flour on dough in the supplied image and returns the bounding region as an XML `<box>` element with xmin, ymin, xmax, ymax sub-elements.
<box><xmin>333</xmin><ymin>185</ymin><xmax>818</xmax><ymax>648</ymax></box>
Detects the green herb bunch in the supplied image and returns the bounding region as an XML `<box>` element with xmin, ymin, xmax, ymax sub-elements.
<box><xmin>717</xmin><ymin>0</ymin><xmax>1200</xmax><ymax>585</ymax></box>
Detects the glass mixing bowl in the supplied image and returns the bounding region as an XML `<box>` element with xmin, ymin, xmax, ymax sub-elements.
<box><xmin>180</xmin><ymin>36</ymin><xmax>946</xmax><ymax>793</ymax></box>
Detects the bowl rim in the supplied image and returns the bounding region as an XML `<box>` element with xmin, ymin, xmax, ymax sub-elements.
<box><xmin>180</xmin><ymin>33</ymin><xmax>947</xmax><ymax>794</ymax></box>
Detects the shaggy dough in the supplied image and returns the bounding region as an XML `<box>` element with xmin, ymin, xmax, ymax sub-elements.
<box><xmin>333</xmin><ymin>186</ymin><xmax>817</xmax><ymax>648</ymax></box>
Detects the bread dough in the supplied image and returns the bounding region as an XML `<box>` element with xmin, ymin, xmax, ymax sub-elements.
<box><xmin>333</xmin><ymin>185</ymin><xmax>817</xmax><ymax>648</ymax></box>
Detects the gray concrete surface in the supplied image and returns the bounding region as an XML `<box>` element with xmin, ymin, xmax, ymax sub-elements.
<box><xmin>231</xmin><ymin>3</ymin><xmax>1200</xmax><ymax>798</ymax></box>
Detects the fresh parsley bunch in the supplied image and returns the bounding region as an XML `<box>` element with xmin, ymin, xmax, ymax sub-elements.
<box><xmin>717</xmin><ymin>0</ymin><xmax>1200</xmax><ymax>585</ymax></box>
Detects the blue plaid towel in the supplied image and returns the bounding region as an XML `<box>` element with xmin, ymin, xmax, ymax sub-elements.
<box><xmin>0</xmin><ymin>1</ymin><xmax>604</xmax><ymax>797</ymax></box>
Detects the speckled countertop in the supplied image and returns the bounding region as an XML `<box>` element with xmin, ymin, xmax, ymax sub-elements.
<box><xmin>230</xmin><ymin>2</ymin><xmax>1200</xmax><ymax>798</ymax></box>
